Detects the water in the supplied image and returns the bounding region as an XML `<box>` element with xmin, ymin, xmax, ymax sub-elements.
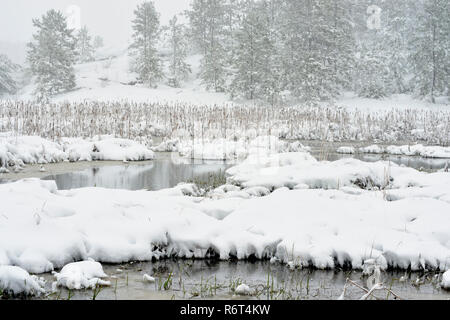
<box><xmin>34</xmin><ymin>260</ymin><xmax>449</xmax><ymax>300</ymax></box>
<box><xmin>42</xmin><ymin>156</ymin><xmax>230</xmax><ymax>191</ymax></box>
<box><xmin>36</xmin><ymin>150</ymin><xmax>448</xmax><ymax>191</ymax></box>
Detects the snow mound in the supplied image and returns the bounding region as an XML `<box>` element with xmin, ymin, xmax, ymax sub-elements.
<box><xmin>0</xmin><ymin>265</ymin><xmax>45</xmax><ymax>296</ymax></box>
<box><xmin>143</xmin><ymin>274</ymin><xmax>155</xmax><ymax>283</ymax></box>
<box><xmin>178</xmin><ymin>136</ymin><xmax>310</xmax><ymax>160</ymax></box>
<box><xmin>337</xmin><ymin>146</ymin><xmax>355</xmax><ymax>154</ymax></box>
<box><xmin>442</xmin><ymin>270</ymin><xmax>450</xmax><ymax>290</ymax></box>
<box><xmin>235</xmin><ymin>283</ymin><xmax>252</xmax><ymax>295</ymax></box>
<box><xmin>151</xmin><ymin>139</ymin><xmax>180</xmax><ymax>152</ymax></box>
<box><xmin>0</xmin><ymin>133</ymin><xmax>154</xmax><ymax>169</ymax></box>
<box><xmin>225</xmin><ymin>151</ymin><xmax>448</xmax><ymax>191</ymax></box>
<box><xmin>1</xmin><ymin>150</ymin><xmax>449</xmax><ymax>273</ymax></box>
<box><xmin>53</xmin><ymin>260</ymin><xmax>110</xmax><ymax>290</ymax></box>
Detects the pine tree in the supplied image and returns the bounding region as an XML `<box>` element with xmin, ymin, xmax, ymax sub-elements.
<box><xmin>355</xmin><ymin>40</ymin><xmax>390</xmax><ymax>98</ymax></box>
<box><xmin>129</xmin><ymin>1</ymin><xmax>163</xmax><ymax>88</ymax></box>
<box><xmin>230</xmin><ymin>0</ymin><xmax>282</xmax><ymax>104</ymax></box>
<box><xmin>27</xmin><ymin>9</ymin><xmax>77</xmax><ymax>102</ymax></box>
<box><xmin>409</xmin><ymin>0</ymin><xmax>450</xmax><ymax>102</ymax></box>
<box><xmin>166</xmin><ymin>15</ymin><xmax>191</xmax><ymax>88</ymax></box>
<box><xmin>0</xmin><ymin>54</ymin><xmax>19</xmax><ymax>96</ymax></box>
<box><xmin>93</xmin><ymin>36</ymin><xmax>104</xmax><ymax>50</ymax></box>
<box><xmin>187</xmin><ymin>0</ymin><xmax>228</xmax><ymax>92</ymax></box>
<box><xmin>278</xmin><ymin>0</ymin><xmax>356</xmax><ymax>104</ymax></box>
<box><xmin>76</xmin><ymin>26</ymin><xmax>95</xmax><ymax>63</ymax></box>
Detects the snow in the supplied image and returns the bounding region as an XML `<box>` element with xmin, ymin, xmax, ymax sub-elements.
<box><xmin>0</xmin><ymin>265</ymin><xmax>45</xmax><ymax>296</ymax></box>
<box><xmin>234</xmin><ymin>283</ymin><xmax>252</xmax><ymax>295</ymax></box>
<box><xmin>178</xmin><ymin>136</ymin><xmax>310</xmax><ymax>160</ymax></box>
<box><xmin>441</xmin><ymin>270</ymin><xmax>450</xmax><ymax>290</ymax></box>
<box><xmin>53</xmin><ymin>259</ymin><xmax>110</xmax><ymax>290</ymax></box>
<box><xmin>337</xmin><ymin>146</ymin><xmax>355</xmax><ymax>154</ymax></box>
<box><xmin>0</xmin><ymin>151</ymin><xmax>449</xmax><ymax>274</ymax></box>
<box><xmin>0</xmin><ymin>133</ymin><xmax>154</xmax><ymax>170</ymax></box>
<box><xmin>143</xmin><ymin>274</ymin><xmax>155</xmax><ymax>283</ymax></box>
<box><xmin>340</xmin><ymin>144</ymin><xmax>450</xmax><ymax>159</ymax></box>
<box><xmin>336</xmin><ymin>92</ymin><xmax>450</xmax><ymax>112</ymax></box>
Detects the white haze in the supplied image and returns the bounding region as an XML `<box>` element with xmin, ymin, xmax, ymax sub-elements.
<box><xmin>0</xmin><ymin>0</ymin><xmax>191</xmax><ymax>63</ymax></box>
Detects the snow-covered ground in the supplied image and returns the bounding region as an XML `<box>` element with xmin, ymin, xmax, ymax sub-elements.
<box><xmin>7</xmin><ymin>52</ymin><xmax>449</xmax><ymax>111</ymax></box>
<box><xmin>0</xmin><ymin>133</ymin><xmax>154</xmax><ymax>171</ymax></box>
<box><xmin>1</xmin><ymin>151</ymin><xmax>449</xmax><ymax>286</ymax></box>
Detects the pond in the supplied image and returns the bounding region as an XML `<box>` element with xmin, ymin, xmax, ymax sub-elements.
<box><xmin>33</xmin><ymin>260</ymin><xmax>449</xmax><ymax>300</ymax></box>
<box><xmin>42</xmin><ymin>156</ymin><xmax>230</xmax><ymax>191</ymax></box>
<box><xmin>36</xmin><ymin>151</ymin><xmax>448</xmax><ymax>191</ymax></box>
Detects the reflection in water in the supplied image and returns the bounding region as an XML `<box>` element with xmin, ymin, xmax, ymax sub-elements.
<box><xmin>42</xmin><ymin>159</ymin><xmax>230</xmax><ymax>191</ymax></box>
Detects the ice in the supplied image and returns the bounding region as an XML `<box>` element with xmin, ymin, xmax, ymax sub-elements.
<box><xmin>53</xmin><ymin>260</ymin><xmax>110</xmax><ymax>290</ymax></box>
<box><xmin>0</xmin><ymin>265</ymin><xmax>45</xmax><ymax>296</ymax></box>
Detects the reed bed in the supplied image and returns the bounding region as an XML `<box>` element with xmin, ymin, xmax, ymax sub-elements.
<box><xmin>1</xmin><ymin>100</ymin><xmax>449</xmax><ymax>146</ymax></box>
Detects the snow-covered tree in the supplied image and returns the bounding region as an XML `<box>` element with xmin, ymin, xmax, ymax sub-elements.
<box><xmin>166</xmin><ymin>15</ymin><xmax>191</xmax><ymax>88</ymax></box>
<box><xmin>230</xmin><ymin>0</ymin><xmax>282</xmax><ymax>103</ymax></box>
<box><xmin>187</xmin><ymin>0</ymin><xmax>228</xmax><ymax>92</ymax></box>
<box><xmin>409</xmin><ymin>0</ymin><xmax>450</xmax><ymax>102</ymax></box>
<box><xmin>0</xmin><ymin>54</ymin><xmax>19</xmax><ymax>96</ymax></box>
<box><xmin>76</xmin><ymin>26</ymin><xmax>95</xmax><ymax>63</ymax></box>
<box><xmin>27</xmin><ymin>9</ymin><xmax>77</xmax><ymax>102</ymax></box>
<box><xmin>93</xmin><ymin>36</ymin><xmax>104</xmax><ymax>50</ymax></box>
<box><xmin>279</xmin><ymin>0</ymin><xmax>354</xmax><ymax>103</ymax></box>
<box><xmin>129</xmin><ymin>1</ymin><xmax>163</xmax><ymax>87</ymax></box>
<box><xmin>355</xmin><ymin>41</ymin><xmax>390</xmax><ymax>98</ymax></box>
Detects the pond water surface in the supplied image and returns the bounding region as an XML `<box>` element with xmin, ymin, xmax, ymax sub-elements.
<box><xmin>39</xmin><ymin>151</ymin><xmax>448</xmax><ymax>191</ymax></box>
<box><xmin>34</xmin><ymin>260</ymin><xmax>449</xmax><ymax>300</ymax></box>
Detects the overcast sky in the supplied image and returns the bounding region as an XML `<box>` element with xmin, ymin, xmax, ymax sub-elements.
<box><xmin>0</xmin><ymin>0</ymin><xmax>191</xmax><ymax>49</ymax></box>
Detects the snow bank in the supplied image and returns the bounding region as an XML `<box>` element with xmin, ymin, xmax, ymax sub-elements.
<box><xmin>337</xmin><ymin>146</ymin><xmax>355</xmax><ymax>154</ymax></box>
<box><xmin>178</xmin><ymin>136</ymin><xmax>310</xmax><ymax>160</ymax></box>
<box><xmin>442</xmin><ymin>270</ymin><xmax>450</xmax><ymax>290</ymax></box>
<box><xmin>235</xmin><ymin>283</ymin><xmax>252</xmax><ymax>295</ymax></box>
<box><xmin>53</xmin><ymin>260</ymin><xmax>110</xmax><ymax>290</ymax></box>
<box><xmin>0</xmin><ymin>133</ymin><xmax>154</xmax><ymax>170</ymax></box>
<box><xmin>341</xmin><ymin>144</ymin><xmax>450</xmax><ymax>159</ymax></box>
<box><xmin>0</xmin><ymin>265</ymin><xmax>45</xmax><ymax>296</ymax></box>
<box><xmin>226</xmin><ymin>151</ymin><xmax>405</xmax><ymax>190</ymax></box>
<box><xmin>0</xmin><ymin>151</ymin><xmax>449</xmax><ymax>273</ymax></box>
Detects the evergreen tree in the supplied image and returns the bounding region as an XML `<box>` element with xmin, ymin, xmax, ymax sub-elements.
<box><xmin>166</xmin><ymin>15</ymin><xmax>191</xmax><ymax>88</ymax></box>
<box><xmin>279</xmin><ymin>0</ymin><xmax>355</xmax><ymax>104</ymax></box>
<box><xmin>187</xmin><ymin>0</ymin><xmax>228</xmax><ymax>92</ymax></box>
<box><xmin>76</xmin><ymin>26</ymin><xmax>95</xmax><ymax>63</ymax></box>
<box><xmin>230</xmin><ymin>0</ymin><xmax>282</xmax><ymax>104</ymax></box>
<box><xmin>93</xmin><ymin>36</ymin><xmax>104</xmax><ymax>50</ymax></box>
<box><xmin>355</xmin><ymin>40</ymin><xmax>390</xmax><ymax>98</ymax></box>
<box><xmin>129</xmin><ymin>1</ymin><xmax>163</xmax><ymax>87</ymax></box>
<box><xmin>409</xmin><ymin>0</ymin><xmax>449</xmax><ymax>102</ymax></box>
<box><xmin>27</xmin><ymin>9</ymin><xmax>77</xmax><ymax>102</ymax></box>
<box><xmin>0</xmin><ymin>54</ymin><xmax>19</xmax><ymax>96</ymax></box>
